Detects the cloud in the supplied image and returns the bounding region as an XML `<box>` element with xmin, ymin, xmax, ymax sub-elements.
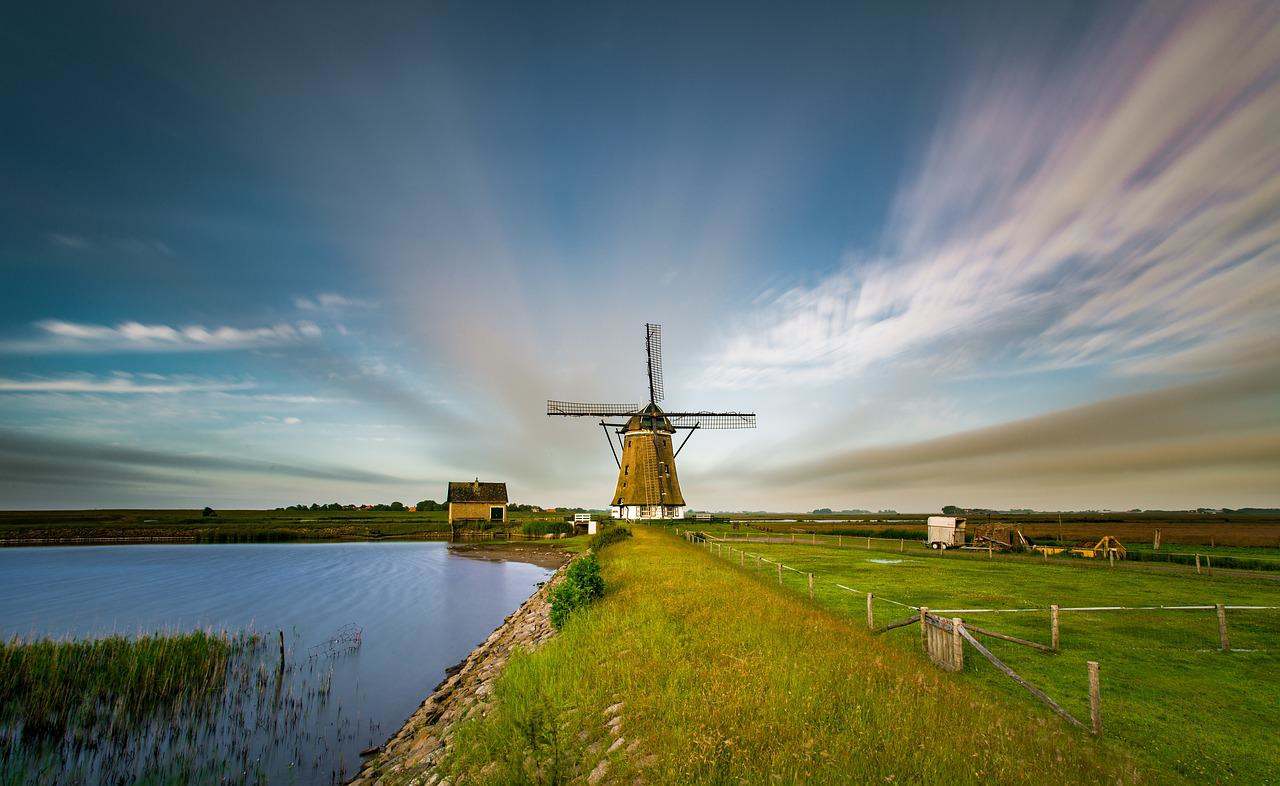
<box><xmin>0</xmin><ymin>430</ymin><xmax>410</xmax><ymax>485</ymax></box>
<box><xmin>282</xmin><ymin>416</ymin><xmax>302</xmax><ymax>425</ymax></box>
<box><xmin>0</xmin><ymin>319</ymin><xmax>323</xmax><ymax>354</ymax></box>
<box><xmin>47</xmin><ymin>233</ymin><xmax>90</xmax><ymax>250</ymax></box>
<box><xmin>0</xmin><ymin>374</ymin><xmax>255</xmax><ymax>395</ymax></box>
<box><xmin>700</xmin><ymin>2</ymin><xmax>1280</xmax><ymax>388</ymax></box>
<box><xmin>740</xmin><ymin>365</ymin><xmax>1280</xmax><ymax>501</ymax></box>
<box><xmin>294</xmin><ymin>293</ymin><xmax>377</xmax><ymax>311</ymax></box>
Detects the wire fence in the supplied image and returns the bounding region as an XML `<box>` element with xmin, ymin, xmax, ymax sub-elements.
<box><xmin>686</xmin><ymin>530</ymin><xmax>1280</xmax><ymax>616</ymax></box>
<box><xmin>707</xmin><ymin>527</ymin><xmax>1280</xmax><ymax>576</ymax></box>
<box><xmin>680</xmin><ymin>527</ymin><xmax>1280</xmax><ymax>741</ymax></box>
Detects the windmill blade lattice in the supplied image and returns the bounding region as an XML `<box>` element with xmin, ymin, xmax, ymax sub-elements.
<box><xmin>645</xmin><ymin>323</ymin><xmax>664</xmax><ymax>403</ymax></box>
<box><xmin>546</xmin><ymin>401</ymin><xmax>643</xmax><ymax>417</ymax></box>
<box><xmin>665</xmin><ymin>412</ymin><xmax>757</xmax><ymax>429</ymax></box>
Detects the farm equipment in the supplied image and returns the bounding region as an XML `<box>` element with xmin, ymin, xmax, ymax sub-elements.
<box><xmin>970</xmin><ymin>523</ymin><xmax>1033</xmax><ymax>553</ymax></box>
<box><xmin>1032</xmin><ymin>535</ymin><xmax>1127</xmax><ymax>560</ymax></box>
<box><xmin>1071</xmin><ymin>535</ymin><xmax>1126</xmax><ymax>560</ymax></box>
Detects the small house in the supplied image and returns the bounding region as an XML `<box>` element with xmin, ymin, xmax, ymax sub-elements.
<box><xmin>447</xmin><ymin>479</ymin><xmax>508</xmax><ymax>525</ymax></box>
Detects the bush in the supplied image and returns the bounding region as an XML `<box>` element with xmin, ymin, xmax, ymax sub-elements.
<box><xmin>589</xmin><ymin>526</ymin><xmax>632</xmax><ymax>551</ymax></box>
<box><xmin>523</xmin><ymin>521</ymin><xmax>571</xmax><ymax>537</ymax></box>
<box><xmin>548</xmin><ymin>553</ymin><xmax>604</xmax><ymax>629</ymax></box>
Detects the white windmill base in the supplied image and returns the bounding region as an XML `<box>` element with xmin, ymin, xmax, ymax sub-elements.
<box><xmin>610</xmin><ymin>504</ymin><xmax>687</xmax><ymax>520</ymax></box>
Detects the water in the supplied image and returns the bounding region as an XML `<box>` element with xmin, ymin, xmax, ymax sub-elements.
<box><xmin>0</xmin><ymin>542</ymin><xmax>552</xmax><ymax>784</ymax></box>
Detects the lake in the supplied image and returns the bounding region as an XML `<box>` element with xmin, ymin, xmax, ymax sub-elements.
<box><xmin>0</xmin><ymin>541</ymin><xmax>553</xmax><ymax>784</ymax></box>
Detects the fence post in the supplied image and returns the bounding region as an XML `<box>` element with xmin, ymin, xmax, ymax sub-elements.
<box><xmin>1153</xmin><ymin>529</ymin><xmax>1161</xmax><ymax>550</ymax></box>
<box><xmin>987</xmin><ymin>544</ymin><xmax>992</xmax><ymax>559</ymax></box>
<box><xmin>1051</xmin><ymin>604</ymin><xmax>1060</xmax><ymax>651</ymax></box>
<box><xmin>1207</xmin><ymin>556</ymin><xmax>1213</xmax><ymax>576</ymax></box>
<box><xmin>1195</xmin><ymin>553</ymin><xmax>1201</xmax><ymax>574</ymax></box>
<box><xmin>952</xmin><ymin>618</ymin><xmax>964</xmax><ymax>671</ymax></box>
<box><xmin>1088</xmin><ymin>661</ymin><xmax>1102</xmax><ymax>736</ymax></box>
<box><xmin>919</xmin><ymin>607</ymin><xmax>929</xmax><ymax>653</ymax></box>
<box><xmin>867</xmin><ymin>535</ymin><xmax>871</xmax><ymax>549</ymax></box>
<box><xmin>1217</xmin><ymin>603</ymin><xmax>1230</xmax><ymax>652</ymax></box>
<box><xmin>777</xmin><ymin>562</ymin><xmax>782</xmax><ymax>585</ymax></box>
<box><xmin>808</xmin><ymin>573</ymin><xmax>814</xmax><ymax>600</ymax></box>
<box><xmin>900</xmin><ymin>538</ymin><xmax>904</xmax><ymax>552</ymax></box>
<box><xmin>812</xmin><ymin>532</ymin><xmax>816</xmax><ymax>545</ymax></box>
<box><xmin>838</xmin><ymin>535</ymin><xmax>842</xmax><ymax>548</ymax></box>
<box><xmin>740</xmin><ymin>549</ymin><xmax>744</xmax><ymax>566</ymax></box>
<box><xmin>866</xmin><ymin>593</ymin><xmax>874</xmax><ymax>628</ymax></box>
<box><xmin>791</xmin><ymin>532</ymin><xmax>795</xmax><ymax>544</ymax></box>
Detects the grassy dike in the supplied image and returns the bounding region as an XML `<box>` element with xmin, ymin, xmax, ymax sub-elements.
<box><xmin>433</xmin><ymin>526</ymin><xmax>1138</xmax><ymax>784</ymax></box>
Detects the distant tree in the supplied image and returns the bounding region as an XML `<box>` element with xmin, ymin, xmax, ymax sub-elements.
<box><xmin>202</xmin><ymin>507</ymin><xmax>217</xmax><ymax>518</ymax></box>
<box><xmin>812</xmin><ymin>508</ymin><xmax>833</xmax><ymax>514</ymax></box>
<box><xmin>942</xmin><ymin>505</ymin><xmax>961</xmax><ymax>515</ymax></box>
<box><xmin>389</xmin><ymin>501</ymin><xmax>405</xmax><ymax>511</ymax></box>
<box><xmin>309</xmin><ymin>503</ymin><xmax>320</xmax><ymax>511</ymax></box>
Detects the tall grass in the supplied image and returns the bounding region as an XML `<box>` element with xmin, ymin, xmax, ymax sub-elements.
<box><xmin>0</xmin><ymin>631</ymin><xmax>242</xmax><ymax>740</ymax></box>
<box><xmin>436</xmin><ymin>527</ymin><xmax>1139</xmax><ymax>784</ymax></box>
<box><xmin>0</xmin><ymin>630</ymin><xmax>357</xmax><ymax>785</ymax></box>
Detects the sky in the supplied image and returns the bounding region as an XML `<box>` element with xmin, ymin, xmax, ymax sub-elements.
<box><xmin>1</xmin><ymin>0</ymin><xmax>1277</xmax><ymax>512</ymax></box>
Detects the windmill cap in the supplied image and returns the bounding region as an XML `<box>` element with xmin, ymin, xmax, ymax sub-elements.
<box><xmin>625</xmin><ymin>403</ymin><xmax>674</xmax><ymax>433</ymax></box>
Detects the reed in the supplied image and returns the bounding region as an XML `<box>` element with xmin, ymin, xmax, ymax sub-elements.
<box><xmin>0</xmin><ymin>629</ymin><xmax>359</xmax><ymax>785</ymax></box>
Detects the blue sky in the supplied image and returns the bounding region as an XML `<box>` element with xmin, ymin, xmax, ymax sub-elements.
<box><xmin>2</xmin><ymin>1</ymin><xmax>1277</xmax><ymax>511</ymax></box>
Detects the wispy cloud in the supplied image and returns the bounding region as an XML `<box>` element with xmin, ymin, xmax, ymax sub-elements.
<box><xmin>0</xmin><ymin>319</ymin><xmax>323</xmax><ymax>354</ymax></box>
<box><xmin>736</xmin><ymin>363</ymin><xmax>1280</xmax><ymax>505</ymax></box>
<box><xmin>47</xmin><ymin>233</ymin><xmax>91</xmax><ymax>250</ymax></box>
<box><xmin>0</xmin><ymin>430</ymin><xmax>410</xmax><ymax>485</ymax></box>
<box><xmin>45</xmin><ymin>233</ymin><xmax>173</xmax><ymax>256</ymax></box>
<box><xmin>701</xmin><ymin>2</ymin><xmax>1280</xmax><ymax>388</ymax></box>
<box><xmin>0</xmin><ymin>374</ymin><xmax>255</xmax><ymax>395</ymax></box>
<box><xmin>294</xmin><ymin>293</ymin><xmax>377</xmax><ymax>311</ymax></box>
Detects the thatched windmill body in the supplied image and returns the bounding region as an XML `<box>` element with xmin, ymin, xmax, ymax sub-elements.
<box><xmin>548</xmin><ymin>323</ymin><xmax>756</xmax><ymax>520</ymax></box>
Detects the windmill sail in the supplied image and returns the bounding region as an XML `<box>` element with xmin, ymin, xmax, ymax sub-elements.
<box><xmin>546</xmin><ymin>401</ymin><xmax>642</xmax><ymax>416</ymax></box>
<box><xmin>645</xmin><ymin>322</ymin><xmax>664</xmax><ymax>403</ymax></box>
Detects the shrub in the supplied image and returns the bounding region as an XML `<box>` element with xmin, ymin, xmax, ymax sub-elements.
<box><xmin>522</xmin><ymin>520</ymin><xmax>571</xmax><ymax>537</ymax></box>
<box><xmin>589</xmin><ymin>526</ymin><xmax>632</xmax><ymax>551</ymax></box>
<box><xmin>548</xmin><ymin>553</ymin><xmax>604</xmax><ymax>629</ymax></box>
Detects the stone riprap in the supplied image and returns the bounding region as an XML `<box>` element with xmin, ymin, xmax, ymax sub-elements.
<box><xmin>350</xmin><ymin>562</ymin><xmax>566</xmax><ymax>785</ymax></box>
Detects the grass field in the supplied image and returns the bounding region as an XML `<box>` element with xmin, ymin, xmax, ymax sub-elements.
<box><xmin>697</xmin><ymin>531</ymin><xmax>1280</xmax><ymax>782</ymax></box>
<box><xmin>5</xmin><ymin>508</ymin><xmax>1278</xmax><ymax>548</ymax></box>
<box><xmin>435</xmin><ymin>526</ymin><xmax>1140</xmax><ymax>784</ymax></box>
<box><xmin>742</xmin><ymin>519</ymin><xmax>1280</xmax><ymax>550</ymax></box>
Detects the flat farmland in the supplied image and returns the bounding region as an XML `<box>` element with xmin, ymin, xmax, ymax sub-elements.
<box><xmin>0</xmin><ymin>508</ymin><xmax>453</xmax><ymax>544</ymax></box>
<box><xmin>735</xmin><ymin>512</ymin><xmax>1280</xmax><ymax>548</ymax></box>
<box><xmin>697</xmin><ymin>533</ymin><xmax>1280</xmax><ymax>782</ymax></box>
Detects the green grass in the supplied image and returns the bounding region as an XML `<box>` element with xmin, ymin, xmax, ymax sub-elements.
<box><xmin>434</xmin><ymin>527</ymin><xmax>1139</xmax><ymax>784</ymax></box>
<box><xmin>702</xmin><ymin>534</ymin><xmax>1280</xmax><ymax>782</ymax></box>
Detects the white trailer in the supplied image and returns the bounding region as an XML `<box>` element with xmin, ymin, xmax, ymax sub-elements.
<box><xmin>926</xmin><ymin>516</ymin><xmax>966</xmax><ymax>549</ymax></box>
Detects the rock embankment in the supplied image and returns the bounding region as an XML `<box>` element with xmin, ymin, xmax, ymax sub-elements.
<box><xmin>350</xmin><ymin>564</ymin><xmax>565</xmax><ymax>785</ymax></box>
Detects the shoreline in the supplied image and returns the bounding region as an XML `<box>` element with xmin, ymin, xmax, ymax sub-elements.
<box><xmin>351</xmin><ymin>560</ymin><xmax>568</xmax><ymax>785</ymax></box>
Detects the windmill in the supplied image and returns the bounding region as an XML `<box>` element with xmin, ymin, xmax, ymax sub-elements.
<box><xmin>548</xmin><ymin>323</ymin><xmax>756</xmax><ymax>520</ymax></box>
